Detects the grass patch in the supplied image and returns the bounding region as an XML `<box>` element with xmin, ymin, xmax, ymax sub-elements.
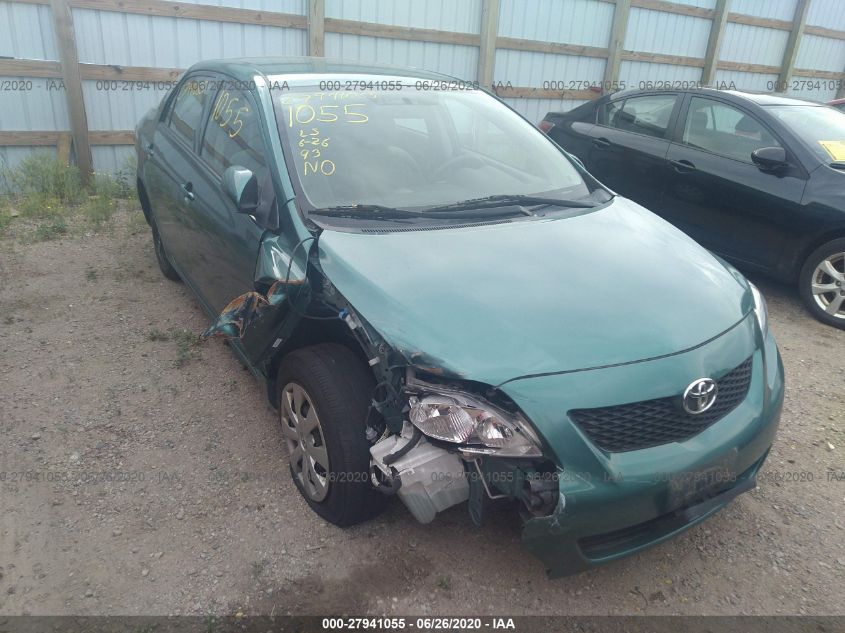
<box><xmin>0</xmin><ymin>207</ymin><xmax>11</xmax><ymax>236</ymax></box>
<box><xmin>33</xmin><ymin>216</ymin><xmax>68</xmax><ymax>242</ymax></box>
<box><xmin>147</xmin><ymin>327</ymin><xmax>169</xmax><ymax>342</ymax></box>
<box><xmin>4</xmin><ymin>152</ymin><xmax>85</xmax><ymax>207</ymax></box>
<box><xmin>0</xmin><ymin>152</ymin><xmax>138</xmax><ymax>239</ymax></box>
<box><xmin>81</xmin><ymin>191</ymin><xmax>116</xmax><ymax>229</ymax></box>
<box><xmin>147</xmin><ymin>327</ymin><xmax>203</xmax><ymax>367</ymax></box>
<box><xmin>172</xmin><ymin>329</ymin><xmax>202</xmax><ymax>367</ymax></box>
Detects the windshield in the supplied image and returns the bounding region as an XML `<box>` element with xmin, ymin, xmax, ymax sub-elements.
<box><xmin>767</xmin><ymin>104</ymin><xmax>845</xmax><ymax>164</ymax></box>
<box><xmin>271</xmin><ymin>77</ymin><xmax>590</xmax><ymax>212</ymax></box>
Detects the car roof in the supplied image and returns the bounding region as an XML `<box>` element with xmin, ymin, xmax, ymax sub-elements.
<box><xmin>186</xmin><ymin>56</ymin><xmax>453</xmax><ymax>83</ymax></box>
<box><xmin>603</xmin><ymin>87</ymin><xmax>821</xmax><ymax>107</ymax></box>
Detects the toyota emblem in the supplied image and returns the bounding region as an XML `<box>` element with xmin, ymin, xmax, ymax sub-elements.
<box><xmin>682</xmin><ymin>378</ymin><xmax>718</xmax><ymax>415</ymax></box>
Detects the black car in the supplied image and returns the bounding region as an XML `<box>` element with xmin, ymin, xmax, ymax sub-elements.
<box><xmin>541</xmin><ymin>89</ymin><xmax>845</xmax><ymax>329</ymax></box>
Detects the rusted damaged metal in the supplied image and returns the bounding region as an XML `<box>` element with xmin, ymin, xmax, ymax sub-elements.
<box><xmin>202</xmin><ymin>234</ymin><xmax>308</xmax><ymax>341</ymax></box>
<box><xmin>201</xmin><ymin>279</ymin><xmax>298</xmax><ymax>340</ymax></box>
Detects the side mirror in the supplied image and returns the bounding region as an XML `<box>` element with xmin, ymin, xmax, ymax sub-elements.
<box><xmin>222</xmin><ymin>166</ymin><xmax>259</xmax><ymax>214</ymax></box>
<box><xmin>751</xmin><ymin>147</ymin><xmax>787</xmax><ymax>172</ymax></box>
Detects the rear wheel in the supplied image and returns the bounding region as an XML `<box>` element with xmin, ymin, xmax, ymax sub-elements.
<box><xmin>799</xmin><ymin>238</ymin><xmax>845</xmax><ymax>329</ymax></box>
<box><xmin>276</xmin><ymin>344</ymin><xmax>387</xmax><ymax>527</ymax></box>
<box><xmin>152</xmin><ymin>225</ymin><xmax>181</xmax><ymax>282</ymax></box>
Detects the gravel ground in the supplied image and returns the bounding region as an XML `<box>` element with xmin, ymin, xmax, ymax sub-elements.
<box><xmin>0</xmin><ymin>207</ymin><xmax>843</xmax><ymax>616</ymax></box>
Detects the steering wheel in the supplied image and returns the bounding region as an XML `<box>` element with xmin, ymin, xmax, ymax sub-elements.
<box><xmin>431</xmin><ymin>154</ymin><xmax>484</xmax><ymax>181</ymax></box>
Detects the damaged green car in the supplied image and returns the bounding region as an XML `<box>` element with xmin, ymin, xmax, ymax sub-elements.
<box><xmin>135</xmin><ymin>58</ymin><xmax>785</xmax><ymax>577</ymax></box>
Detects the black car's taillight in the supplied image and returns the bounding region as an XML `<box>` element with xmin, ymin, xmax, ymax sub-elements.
<box><xmin>538</xmin><ymin>120</ymin><xmax>555</xmax><ymax>134</ymax></box>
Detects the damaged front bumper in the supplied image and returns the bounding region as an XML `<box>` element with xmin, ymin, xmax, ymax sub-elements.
<box><xmin>512</xmin><ymin>321</ymin><xmax>785</xmax><ymax>577</ymax></box>
<box><xmin>521</xmin><ymin>450</ymin><xmax>769</xmax><ymax>577</ymax></box>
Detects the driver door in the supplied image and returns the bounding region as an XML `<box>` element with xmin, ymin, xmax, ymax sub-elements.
<box><xmin>661</xmin><ymin>95</ymin><xmax>808</xmax><ymax>271</ymax></box>
<box><xmin>189</xmin><ymin>82</ymin><xmax>273</xmax><ymax>314</ymax></box>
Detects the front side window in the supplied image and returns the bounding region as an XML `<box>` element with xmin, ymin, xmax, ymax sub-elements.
<box><xmin>767</xmin><ymin>104</ymin><xmax>845</xmax><ymax>164</ymax></box>
<box><xmin>271</xmin><ymin>78</ymin><xmax>591</xmax><ymax>211</ymax></box>
<box><xmin>600</xmin><ymin>95</ymin><xmax>677</xmax><ymax>139</ymax></box>
<box><xmin>682</xmin><ymin>97</ymin><xmax>780</xmax><ymax>163</ymax></box>
<box><xmin>169</xmin><ymin>77</ymin><xmax>213</xmax><ymax>146</ymax></box>
<box><xmin>202</xmin><ymin>87</ymin><xmax>268</xmax><ymax>180</ymax></box>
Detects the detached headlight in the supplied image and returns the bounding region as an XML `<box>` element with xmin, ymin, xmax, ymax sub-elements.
<box><xmin>750</xmin><ymin>283</ymin><xmax>769</xmax><ymax>335</ymax></box>
<box><xmin>409</xmin><ymin>394</ymin><xmax>543</xmax><ymax>458</ymax></box>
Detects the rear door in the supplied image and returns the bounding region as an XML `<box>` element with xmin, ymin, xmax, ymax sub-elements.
<box><xmin>144</xmin><ymin>75</ymin><xmax>216</xmax><ymax>270</ymax></box>
<box><xmin>583</xmin><ymin>93</ymin><xmax>681</xmax><ymax>210</ymax></box>
<box><xmin>662</xmin><ymin>95</ymin><xmax>808</xmax><ymax>270</ymax></box>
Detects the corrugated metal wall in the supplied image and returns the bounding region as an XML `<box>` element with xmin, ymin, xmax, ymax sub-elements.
<box><xmin>496</xmin><ymin>0</ymin><xmax>612</xmax><ymax>121</ymax></box>
<box><xmin>0</xmin><ymin>1</ymin><xmax>64</xmax><ymax>167</ymax></box>
<box><xmin>3</xmin><ymin>0</ymin><xmax>845</xmax><ymax>172</ymax></box>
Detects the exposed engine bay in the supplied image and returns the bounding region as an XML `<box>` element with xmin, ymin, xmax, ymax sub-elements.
<box><xmin>202</xmin><ymin>249</ymin><xmax>561</xmax><ymax>527</ymax></box>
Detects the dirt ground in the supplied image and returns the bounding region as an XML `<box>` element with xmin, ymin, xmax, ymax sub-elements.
<box><xmin>0</xmin><ymin>206</ymin><xmax>843</xmax><ymax>617</ymax></box>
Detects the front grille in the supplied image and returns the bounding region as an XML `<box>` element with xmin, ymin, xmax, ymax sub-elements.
<box><xmin>569</xmin><ymin>357</ymin><xmax>753</xmax><ymax>453</ymax></box>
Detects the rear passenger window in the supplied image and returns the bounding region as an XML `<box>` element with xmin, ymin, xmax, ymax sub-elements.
<box><xmin>682</xmin><ymin>97</ymin><xmax>780</xmax><ymax>163</ymax></box>
<box><xmin>169</xmin><ymin>77</ymin><xmax>213</xmax><ymax>146</ymax></box>
<box><xmin>600</xmin><ymin>95</ymin><xmax>677</xmax><ymax>139</ymax></box>
<box><xmin>202</xmin><ymin>87</ymin><xmax>269</xmax><ymax>180</ymax></box>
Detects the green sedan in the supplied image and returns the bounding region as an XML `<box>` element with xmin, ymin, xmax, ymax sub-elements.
<box><xmin>135</xmin><ymin>58</ymin><xmax>785</xmax><ymax>577</ymax></box>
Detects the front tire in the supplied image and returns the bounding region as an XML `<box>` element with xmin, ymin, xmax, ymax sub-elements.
<box><xmin>276</xmin><ymin>344</ymin><xmax>387</xmax><ymax>527</ymax></box>
<box><xmin>799</xmin><ymin>238</ymin><xmax>845</xmax><ymax>329</ymax></box>
<box><xmin>152</xmin><ymin>225</ymin><xmax>181</xmax><ymax>282</ymax></box>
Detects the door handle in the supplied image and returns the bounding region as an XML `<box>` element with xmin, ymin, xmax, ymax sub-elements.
<box><xmin>593</xmin><ymin>137</ymin><xmax>611</xmax><ymax>149</ymax></box>
<box><xmin>181</xmin><ymin>182</ymin><xmax>195</xmax><ymax>202</ymax></box>
<box><xmin>670</xmin><ymin>159</ymin><xmax>696</xmax><ymax>173</ymax></box>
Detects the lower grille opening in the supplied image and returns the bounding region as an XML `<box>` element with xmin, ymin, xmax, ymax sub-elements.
<box><xmin>579</xmin><ymin>456</ymin><xmax>762</xmax><ymax>559</ymax></box>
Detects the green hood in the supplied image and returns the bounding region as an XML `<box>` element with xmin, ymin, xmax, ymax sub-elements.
<box><xmin>317</xmin><ymin>198</ymin><xmax>751</xmax><ymax>386</ymax></box>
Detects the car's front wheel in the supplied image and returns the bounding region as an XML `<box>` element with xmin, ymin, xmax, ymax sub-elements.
<box><xmin>276</xmin><ymin>344</ymin><xmax>387</xmax><ymax>527</ymax></box>
<box><xmin>799</xmin><ymin>238</ymin><xmax>845</xmax><ymax>329</ymax></box>
<box><xmin>152</xmin><ymin>225</ymin><xmax>181</xmax><ymax>282</ymax></box>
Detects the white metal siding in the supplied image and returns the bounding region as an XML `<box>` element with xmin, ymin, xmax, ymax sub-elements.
<box><xmin>621</xmin><ymin>61</ymin><xmax>703</xmax><ymax>88</ymax></box>
<box><xmin>497</xmin><ymin>0</ymin><xmax>613</xmax><ymax>48</ymax></box>
<box><xmin>326</xmin><ymin>0</ymin><xmax>481</xmax><ymax>33</ymax></box>
<box><xmin>0</xmin><ymin>1</ymin><xmax>57</xmax><ymax>60</ymax></box>
<box><xmin>720</xmin><ymin>23</ymin><xmax>790</xmax><ymax>67</ymax></box>
<box><xmin>4</xmin><ymin>0</ymin><xmax>845</xmax><ymax>172</ymax></box>
<box><xmin>494</xmin><ymin>49</ymin><xmax>605</xmax><ymax>90</ymax></box>
<box><xmin>728</xmin><ymin>0</ymin><xmax>799</xmax><ymax>22</ymax></box>
<box><xmin>624</xmin><ymin>8</ymin><xmax>711</xmax><ymax>59</ymax></box>
<box><xmin>325</xmin><ymin>34</ymin><xmax>478</xmax><ymax>79</ymax></box>
<box><xmin>715</xmin><ymin>69</ymin><xmax>780</xmax><ymax>92</ymax></box>
<box><xmin>807</xmin><ymin>0</ymin><xmax>845</xmax><ymax>30</ymax></box>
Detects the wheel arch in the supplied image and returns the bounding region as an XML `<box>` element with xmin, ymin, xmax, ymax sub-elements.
<box><xmin>137</xmin><ymin>178</ymin><xmax>153</xmax><ymax>226</ymax></box>
<box><xmin>264</xmin><ymin>317</ymin><xmax>373</xmax><ymax>409</ymax></box>
<box><xmin>795</xmin><ymin>227</ymin><xmax>845</xmax><ymax>281</ymax></box>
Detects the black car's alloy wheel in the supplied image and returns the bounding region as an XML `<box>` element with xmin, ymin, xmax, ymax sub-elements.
<box><xmin>276</xmin><ymin>344</ymin><xmax>387</xmax><ymax>527</ymax></box>
<box><xmin>800</xmin><ymin>238</ymin><xmax>845</xmax><ymax>329</ymax></box>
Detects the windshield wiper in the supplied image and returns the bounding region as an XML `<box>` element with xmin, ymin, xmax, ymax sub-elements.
<box><xmin>830</xmin><ymin>161</ymin><xmax>845</xmax><ymax>170</ymax></box>
<box><xmin>310</xmin><ymin>205</ymin><xmax>423</xmax><ymax>219</ymax></box>
<box><xmin>424</xmin><ymin>194</ymin><xmax>599</xmax><ymax>213</ymax></box>
<box><xmin>309</xmin><ymin>203</ymin><xmax>532</xmax><ymax>220</ymax></box>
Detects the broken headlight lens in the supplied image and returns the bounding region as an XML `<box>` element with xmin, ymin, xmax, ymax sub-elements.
<box><xmin>409</xmin><ymin>394</ymin><xmax>543</xmax><ymax>457</ymax></box>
